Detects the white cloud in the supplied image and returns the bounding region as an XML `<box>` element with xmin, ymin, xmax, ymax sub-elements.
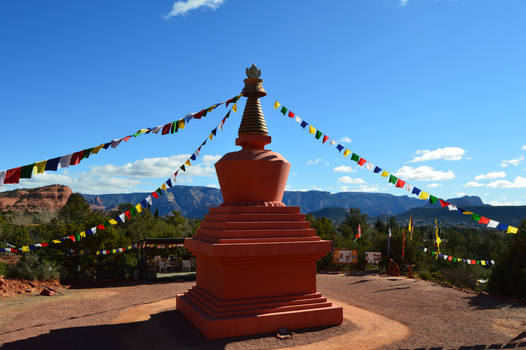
<box><xmin>500</xmin><ymin>156</ymin><xmax>524</xmax><ymax>168</ymax></box>
<box><xmin>522</xmin><ymin>145</ymin><xmax>526</xmax><ymax>151</ymax></box>
<box><xmin>400</xmin><ymin>0</ymin><xmax>408</xmax><ymax>5</ymax></box>
<box><xmin>456</xmin><ymin>192</ymin><xmax>466</xmax><ymax>197</ymax></box>
<box><xmin>357</xmin><ymin>185</ymin><xmax>380</xmax><ymax>192</ymax></box>
<box><xmin>88</xmin><ymin>154</ymin><xmax>218</xmax><ymax>179</ymax></box>
<box><xmin>312</xmin><ymin>185</ymin><xmax>324</xmax><ymax>191</ymax></box>
<box><xmin>165</xmin><ymin>0</ymin><xmax>224</xmax><ymax>18</ymax></box>
<box><xmin>474</xmin><ymin>171</ymin><xmax>506</xmax><ymax>180</ymax></box>
<box><xmin>337</xmin><ymin>176</ymin><xmax>365</xmax><ymax>184</ymax></box>
<box><xmin>427</xmin><ymin>183</ymin><xmax>441</xmax><ymax>188</ymax></box>
<box><xmin>488</xmin><ymin>200</ymin><xmax>523</xmax><ymax>206</ymax></box>
<box><xmin>339</xmin><ymin>137</ymin><xmax>352</xmax><ymax>144</ymax></box>
<box><xmin>306</xmin><ymin>158</ymin><xmax>325</xmax><ymax>166</ymax></box>
<box><xmin>487</xmin><ymin>176</ymin><xmax>526</xmax><ymax>188</ymax></box>
<box><xmin>395</xmin><ymin>165</ymin><xmax>455</xmax><ymax>182</ymax></box>
<box><xmin>333</xmin><ymin>165</ymin><xmax>356</xmax><ymax>173</ymax></box>
<box><xmin>410</xmin><ymin>147</ymin><xmax>466</xmax><ymax>163</ymax></box>
<box><xmin>464</xmin><ymin>181</ymin><xmax>484</xmax><ymax>188</ymax></box>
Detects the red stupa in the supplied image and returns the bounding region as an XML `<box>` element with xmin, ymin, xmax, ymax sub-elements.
<box><xmin>176</xmin><ymin>65</ymin><xmax>343</xmax><ymax>339</ymax></box>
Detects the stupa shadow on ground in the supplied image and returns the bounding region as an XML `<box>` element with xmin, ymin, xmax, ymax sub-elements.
<box><xmin>1</xmin><ymin>309</ymin><xmax>354</xmax><ymax>350</ymax></box>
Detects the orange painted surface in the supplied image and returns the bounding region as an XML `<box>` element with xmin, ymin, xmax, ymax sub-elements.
<box><xmin>177</xmin><ymin>135</ymin><xmax>343</xmax><ymax>339</ymax></box>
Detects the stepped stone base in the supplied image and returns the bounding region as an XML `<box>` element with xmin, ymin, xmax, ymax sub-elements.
<box><xmin>176</xmin><ymin>206</ymin><xmax>343</xmax><ymax>339</ymax></box>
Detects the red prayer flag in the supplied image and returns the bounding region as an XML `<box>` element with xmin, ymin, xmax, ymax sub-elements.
<box><xmin>162</xmin><ymin>123</ymin><xmax>171</xmax><ymax>135</ymax></box>
<box><xmin>97</xmin><ymin>224</ymin><xmax>105</xmax><ymax>230</ymax></box>
<box><xmin>358</xmin><ymin>158</ymin><xmax>367</xmax><ymax>166</ymax></box>
<box><xmin>322</xmin><ymin>135</ymin><xmax>329</xmax><ymax>143</ymax></box>
<box><xmin>288</xmin><ymin>111</ymin><xmax>295</xmax><ymax>118</ymax></box>
<box><xmin>123</xmin><ymin>136</ymin><xmax>131</xmax><ymax>142</ymax></box>
<box><xmin>4</xmin><ymin>167</ymin><xmax>21</xmax><ymax>184</ymax></box>
<box><xmin>70</xmin><ymin>151</ymin><xmax>84</xmax><ymax>166</ymax></box>
<box><xmin>439</xmin><ymin>199</ymin><xmax>450</xmax><ymax>207</ymax></box>
<box><xmin>193</xmin><ymin>110</ymin><xmax>205</xmax><ymax>119</ymax></box>
<box><xmin>478</xmin><ymin>216</ymin><xmax>490</xmax><ymax>224</ymax></box>
<box><xmin>395</xmin><ymin>179</ymin><xmax>406</xmax><ymax>188</ymax></box>
<box><xmin>69</xmin><ymin>235</ymin><xmax>76</xmax><ymax>242</ymax></box>
<box><xmin>471</xmin><ymin>260</ymin><xmax>476</xmax><ymax>265</ymax></box>
<box><xmin>125</xmin><ymin>210</ymin><xmax>131</xmax><ymax>219</ymax></box>
<box><xmin>152</xmin><ymin>192</ymin><xmax>159</xmax><ymax>199</ymax></box>
<box><xmin>41</xmin><ymin>242</ymin><xmax>49</xmax><ymax>247</ymax></box>
<box><xmin>447</xmin><ymin>256</ymin><xmax>453</xmax><ymax>261</ymax></box>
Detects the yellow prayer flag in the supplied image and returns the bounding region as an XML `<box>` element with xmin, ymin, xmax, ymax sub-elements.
<box><xmin>108</xmin><ymin>219</ymin><xmax>118</xmax><ymax>225</ymax></box>
<box><xmin>96</xmin><ymin>251</ymin><xmax>100</xmax><ymax>255</ymax></box>
<box><xmin>309</xmin><ymin>126</ymin><xmax>316</xmax><ymax>134</ymax></box>
<box><xmin>80</xmin><ymin>231</ymin><xmax>86</xmax><ymax>238</ymax></box>
<box><xmin>112</xmin><ymin>249</ymin><xmax>117</xmax><ymax>254</ymax></box>
<box><xmin>185</xmin><ymin>160</ymin><xmax>191</xmax><ymax>166</ymax></box>
<box><xmin>507</xmin><ymin>226</ymin><xmax>519</xmax><ymax>234</ymax></box>
<box><xmin>481</xmin><ymin>260</ymin><xmax>486</xmax><ymax>266</ymax></box>
<box><xmin>52</xmin><ymin>240</ymin><xmax>61</xmax><ymax>244</ymax></box>
<box><xmin>22</xmin><ymin>246</ymin><xmax>30</xmax><ymax>252</ymax></box>
<box><xmin>91</xmin><ymin>144</ymin><xmax>104</xmax><ymax>154</ymax></box>
<box><xmin>462</xmin><ymin>211</ymin><xmax>473</xmax><ymax>215</ymax></box>
<box><xmin>161</xmin><ymin>183</ymin><xmax>167</xmax><ymax>191</ymax></box>
<box><xmin>207</xmin><ymin>106</ymin><xmax>214</xmax><ymax>113</ymax></box>
<box><xmin>419</xmin><ymin>191</ymin><xmax>430</xmax><ymax>200</ymax></box>
<box><xmin>343</xmin><ymin>149</ymin><xmax>351</xmax><ymax>157</ymax></box>
<box><xmin>381</xmin><ymin>171</ymin><xmax>389</xmax><ymax>177</ymax></box>
<box><xmin>135</xmin><ymin>203</ymin><xmax>142</xmax><ymax>213</ymax></box>
<box><xmin>273</xmin><ymin>101</ymin><xmax>280</xmax><ymax>109</ymax></box>
<box><xmin>233</xmin><ymin>103</ymin><xmax>237</xmax><ymax>112</ymax></box>
<box><xmin>177</xmin><ymin>120</ymin><xmax>185</xmax><ymax>129</ymax></box>
<box><xmin>34</xmin><ymin>160</ymin><xmax>47</xmax><ymax>174</ymax></box>
<box><xmin>209</xmin><ymin>134</ymin><xmax>213</xmax><ymax>140</ymax></box>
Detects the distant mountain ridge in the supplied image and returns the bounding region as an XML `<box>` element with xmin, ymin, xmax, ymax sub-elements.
<box><xmin>80</xmin><ymin>185</ymin><xmax>488</xmax><ymax>218</ymax></box>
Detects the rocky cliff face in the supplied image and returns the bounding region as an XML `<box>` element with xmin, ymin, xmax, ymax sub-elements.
<box><xmin>0</xmin><ymin>184</ymin><xmax>72</xmax><ymax>213</ymax></box>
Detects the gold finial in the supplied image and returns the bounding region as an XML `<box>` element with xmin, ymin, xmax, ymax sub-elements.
<box><xmin>246</xmin><ymin>64</ymin><xmax>261</xmax><ymax>79</ymax></box>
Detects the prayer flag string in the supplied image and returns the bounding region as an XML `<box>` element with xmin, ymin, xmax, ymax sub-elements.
<box><xmin>0</xmin><ymin>94</ymin><xmax>242</xmax><ymax>187</ymax></box>
<box><xmin>273</xmin><ymin>101</ymin><xmax>522</xmax><ymax>236</ymax></box>
<box><xmin>1</xmin><ymin>107</ymin><xmax>237</xmax><ymax>254</ymax></box>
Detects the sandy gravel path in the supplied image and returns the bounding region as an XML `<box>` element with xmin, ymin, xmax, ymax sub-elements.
<box><xmin>1</xmin><ymin>274</ymin><xmax>525</xmax><ymax>349</ymax></box>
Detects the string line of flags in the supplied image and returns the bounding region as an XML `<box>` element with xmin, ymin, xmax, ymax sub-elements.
<box><xmin>421</xmin><ymin>247</ymin><xmax>495</xmax><ymax>267</ymax></box>
<box><xmin>273</xmin><ymin>101</ymin><xmax>522</xmax><ymax>236</ymax></box>
<box><xmin>0</xmin><ymin>95</ymin><xmax>241</xmax><ymax>187</ymax></box>
<box><xmin>0</xmin><ymin>107</ymin><xmax>236</xmax><ymax>254</ymax></box>
<box><xmin>67</xmin><ymin>242</ymin><xmax>184</xmax><ymax>256</ymax></box>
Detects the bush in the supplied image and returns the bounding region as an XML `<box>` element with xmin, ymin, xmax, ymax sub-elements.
<box><xmin>0</xmin><ymin>261</ymin><xmax>7</xmax><ymax>277</ymax></box>
<box><xmin>418</xmin><ymin>268</ymin><xmax>432</xmax><ymax>281</ymax></box>
<box><xmin>7</xmin><ymin>254</ymin><xmax>60</xmax><ymax>280</ymax></box>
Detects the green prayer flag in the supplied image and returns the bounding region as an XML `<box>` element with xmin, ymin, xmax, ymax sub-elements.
<box><xmin>471</xmin><ymin>213</ymin><xmax>481</xmax><ymax>222</ymax></box>
<box><xmin>130</xmin><ymin>207</ymin><xmax>137</xmax><ymax>216</ymax></box>
<box><xmin>280</xmin><ymin>106</ymin><xmax>288</xmax><ymax>115</ymax></box>
<box><xmin>452</xmin><ymin>258</ymin><xmax>457</xmax><ymax>262</ymax></box>
<box><xmin>181</xmin><ymin>165</ymin><xmax>186</xmax><ymax>172</ymax></box>
<box><xmin>389</xmin><ymin>175</ymin><xmax>398</xmax><ymax>185</ymax></box>
<box><xmin>156</xmin><ymin>188</ymin><xmax>162</xmax><ymax>195</ymax></box>
<box><xmin>20</xmin><ymin>164</ymin><xmax>34</xmax><ymax>178</ymax></box>
<box><xmin>351</xmin><ymin>153</ymin><xmax>360</xmax><ymax>162</ymax></box>
<box><xmin>81</xmin><ymin>148</ymin><xmax>93</xmax><ymax>160</ymax></box>
<box><xmin>75</xmin><ymin>233</ymin><xmax>81</xmax><ymax>242</ymax></box>
<box><xmin>429</xmin><ymin>195</ymin><xmax>438</xmax><ymax>204</ymax></box>
<box><xmin>315</xmin><ymin>130</ymin><xmax>323</xmax><ymax>139</ymax></box>
<box><xmin>202</xmin><ymin>109</ymin><xmax>208</xmax><ymax>117</ymax></box>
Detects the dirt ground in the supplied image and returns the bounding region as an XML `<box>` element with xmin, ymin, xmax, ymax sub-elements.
<box><xmin>1</xmin><ymin>273</ymin><xmax>525</xmax><ymax>350</ymax></box>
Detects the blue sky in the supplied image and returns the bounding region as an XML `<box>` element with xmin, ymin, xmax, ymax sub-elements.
<box><xmin>1</xmin><ymin>0</ymin><xmax>526</xmax><ymax>205</ymax></box>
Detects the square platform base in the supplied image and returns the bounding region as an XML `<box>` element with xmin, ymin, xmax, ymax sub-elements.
<box><xmin>176</xmin><ymin>292</ymin><xmax>343</xmax><ymax>340</ymax></box>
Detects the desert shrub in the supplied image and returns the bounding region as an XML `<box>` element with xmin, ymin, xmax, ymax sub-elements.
<box><xmin>7</xmin><ymin>254</ymin><xmax>60</xmax><ymax>280</ymax></box>
<box><xmin>418</xmin><ymin>268</ymin><xmax>432</xmax><ymax>281</ymax></box>
<box><xmin>0</xmin><ymin>261</ymin><xmax>7</xmax><ymax>276</ymax></box>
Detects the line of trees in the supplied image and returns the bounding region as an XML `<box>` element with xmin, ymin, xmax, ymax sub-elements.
<box><xmin>0</xmin><ymin>193</ymin><xmax>199</xmax><ymax>280</ymax></box>
<box><xmin>310</xmin><ymin>208</ymin><xmax>526</xmax><ymax>298</ymax></box>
